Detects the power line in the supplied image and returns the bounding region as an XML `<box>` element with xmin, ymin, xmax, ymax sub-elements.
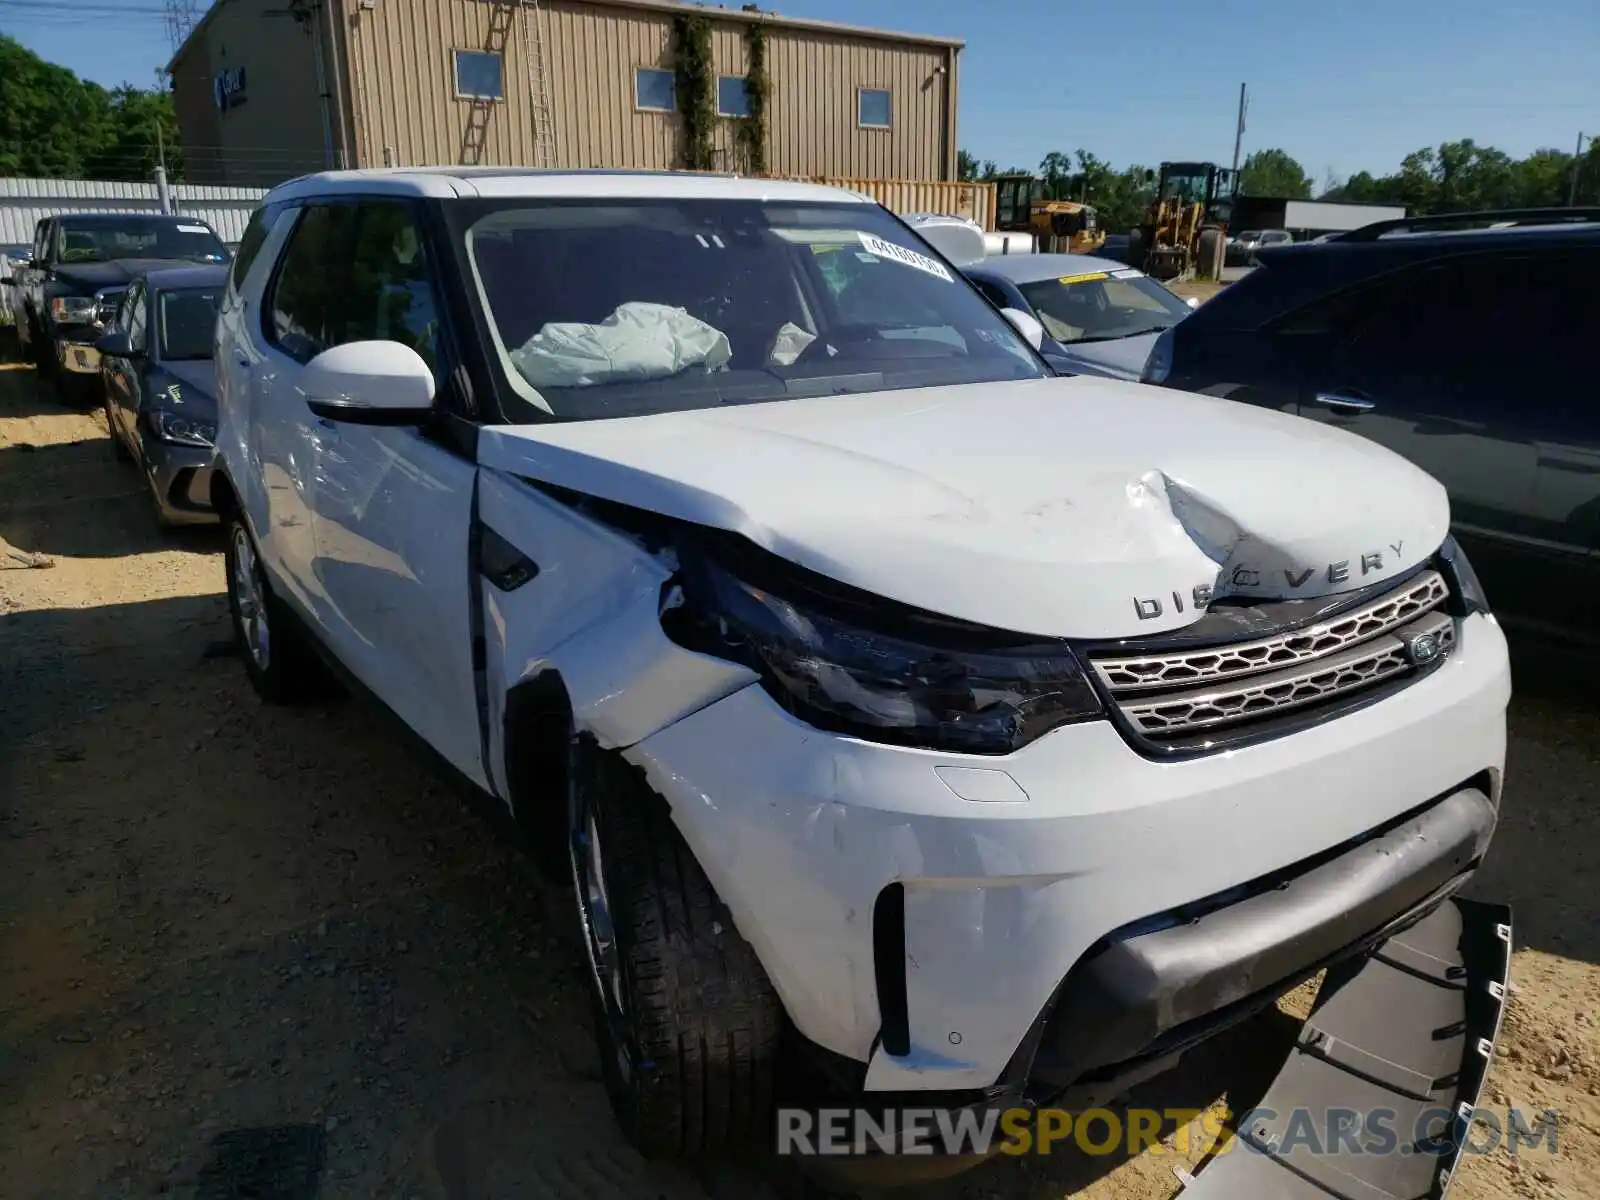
<box><xmin>0</xmin><ymin>0</ymin><xmax>168</xmax><ymax>9</ymax></box>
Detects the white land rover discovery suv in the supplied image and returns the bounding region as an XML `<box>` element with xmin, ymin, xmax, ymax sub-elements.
<box><xmin>211</xmin><ymin>169</ymin><xmax>1512</xmax><ymax>1185</ymax></box>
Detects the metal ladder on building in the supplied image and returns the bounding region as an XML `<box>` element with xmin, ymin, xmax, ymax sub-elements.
<box><xmin>521</xmin><ymin>0</ymin><xmax>557</xmax><ymax>168</ymax></box>
<box><xmin>460</xmin><ymin>1</ymin><xmax>516</xmax><ymax>165</ymax></box>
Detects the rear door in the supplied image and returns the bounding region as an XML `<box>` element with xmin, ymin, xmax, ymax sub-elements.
<box><xmin>1514</xmin><ymin>245</ymin><xmax>1600</xmax><ymax>638</ymax></box>
<box><xmin>1296</xmin><ymin>248</ymin><xmax>1583</xmax><ymax>630</ymax></box>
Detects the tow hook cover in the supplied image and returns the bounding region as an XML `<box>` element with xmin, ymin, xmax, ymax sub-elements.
<box><xmin>1180</xmin><ymin>897</ymin><xmax>1512</xmax><ymax>1200</ymax></box>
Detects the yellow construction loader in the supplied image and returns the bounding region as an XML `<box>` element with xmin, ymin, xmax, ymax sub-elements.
<box><xmin>992</xmin><ymin>174</ymin><xmax>1107</xmax><ymax>256</ymax></box>
<box><xmin>1133</xmin><ymin>161</ymin><xmax>1240</xmax><ymax>279</ymax></box>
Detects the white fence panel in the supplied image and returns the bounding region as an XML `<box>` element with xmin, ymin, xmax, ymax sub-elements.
<box><xmin>0</xmin><ymin>178</ymin><xmax>267</xmax><ymax>245</ymax></box>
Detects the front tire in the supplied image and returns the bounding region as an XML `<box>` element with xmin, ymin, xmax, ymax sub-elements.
<box><xmin>223</xmin><ymin>515</ymin><xmax>320</xmax><ymax>704</ymax></box>
<box><xmin>569</xmin><ymin>740</ymin><xmax>781</xmax><ymax>1158</ymax></box>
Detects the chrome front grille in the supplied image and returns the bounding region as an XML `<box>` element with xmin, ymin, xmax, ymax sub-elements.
<box><xmin>94</xmin><ymin>286</ymin><xmax>126</xmax><ymax>324</ymax></box>
<box><xmin>1091</xmin><ymin>570</ymin><xmax>1455</xmax><ymax>745</ymax></box>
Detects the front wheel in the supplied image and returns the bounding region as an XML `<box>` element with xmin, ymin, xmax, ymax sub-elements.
<box><xmin>569</xmin><ymin>740</ymin><xmax>782</xmax><ymax>1157</ymax></box>
<box><xmin>223</xmin><ymin>516</ymin><xmax>321</xmax><ymax>704</ymax></box>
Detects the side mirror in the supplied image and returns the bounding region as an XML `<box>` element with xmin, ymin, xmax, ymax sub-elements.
<box><xmin>1000</xmin><ymin>307</ymin><xmax>1045</xmax><ymax>352</ymax></box>
<box><xmin>95</xmin><ymin>329</ymin><xmax>133</xmax><ymax>357</ymax></box>
<box><xmin>299</xmin><ymin>340</ymin><xmax>436</xmax><ymax>425</ymax></box>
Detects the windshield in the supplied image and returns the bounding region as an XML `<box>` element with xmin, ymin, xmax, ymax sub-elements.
<box><xmin>459</xmin><ymin>198</ymin><xmax>1045</xmax><ymax>421</ymax></box>
<box><xmin>57</xmin><ymin>218</ymin><xmax>228</xmax><ymax>265</ymax></box>
<box><xmin>1018</xmin><ymin>268</ymin><xmax>1192</xmax><ymax>345</ymax></box>
<box><xmin>156</xmin><ymin>285</ymin><xmax>223</xmax><ymax>360</ymax></box>
<box><xmin>1162</xmin><ymin>170</ymin><xmax>1211</xmax><ymax>204</ymax></box>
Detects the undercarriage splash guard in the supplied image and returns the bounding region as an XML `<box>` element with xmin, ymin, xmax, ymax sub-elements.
<box><xmin>1180</xmin><ymin>898</ymin><xmax>1512</xmax><ymax>1200</ymax></box>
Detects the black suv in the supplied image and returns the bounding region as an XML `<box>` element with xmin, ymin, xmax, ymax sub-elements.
<box><xmin>1143</xmin><ymin>208</ymin><xmax>1599</xmax><ymax>647</ymax></box>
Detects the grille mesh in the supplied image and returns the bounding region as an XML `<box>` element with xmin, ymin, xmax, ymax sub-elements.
<box><xmin>1091</xmin><ymin>571</ymin><xmax>1455</xmax><ymax>743</ymax></box>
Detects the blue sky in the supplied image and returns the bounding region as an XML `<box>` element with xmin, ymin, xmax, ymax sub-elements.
<box><xmin>5</xmin><ymin>0</ymin><xmax>1596</xmax><ymax>182</ymax></box>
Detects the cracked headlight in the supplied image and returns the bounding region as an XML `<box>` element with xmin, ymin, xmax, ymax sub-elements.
<box><xmin>661</xmin><ymin>542</ymin><xmax>1102</xmax><ymax>754</ymax></box>
<box><xmin>1439</xmin><ymin>535</ymin><xmax>1490</xmax><ymax>616</ymax></box>
<box><xmin>147</xmin><ymin>409</ymin><xmax>216</xmax><ymax>447</ymax></box>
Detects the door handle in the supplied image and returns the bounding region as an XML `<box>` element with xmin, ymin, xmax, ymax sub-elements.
<box><xmin>1315</xmin><ymin>391</ymin><xmax>1377</xmax><ymax>415</ymax></box>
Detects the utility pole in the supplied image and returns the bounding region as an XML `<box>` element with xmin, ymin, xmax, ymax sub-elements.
<box><xmin>1230</xmin><ymin>83</ymin><xmax>1248</xmax><ymax>177</ymax></box>
<box><xmin>1570</xmin><ymin>132</ymin><xmax>1587</xmax><ymax>207</ymax></box>
<box><xmin>154</xmin><ymin>119</ymin><xmax>172</xmax><ymax>214</ymax></box>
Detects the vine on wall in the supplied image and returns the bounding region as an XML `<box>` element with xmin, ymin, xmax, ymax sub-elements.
<box><xmin>673</xmin><ymin>15</ymin><xmax>716</xmax><ymax>171</ymax></box>
<box><xmin>737</xmin><ymin>21</ymin><xmax>771</xmax><ymax>175</ymax></box>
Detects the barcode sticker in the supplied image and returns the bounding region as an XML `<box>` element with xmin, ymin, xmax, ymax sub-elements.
<box><xmin>856</xmin><ymin>233</ymin><xmax>953</xmax><ymax>282</ymax></box>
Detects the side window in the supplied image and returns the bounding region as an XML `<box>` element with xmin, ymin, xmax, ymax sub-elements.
<box><xmin>34</xmin><ymin>220</ymin><xmax>49</xmax><ymax>262</ymax></box>
<box><xmin>229</xmin><ymin>202</ymin><xmax>286</xmax><ymax>295</ymax></box>
<box><xmin>342</xmin><ymin>202</ymin><xmax>443</xmax><ymax>373</ymax></box>
<box><xmin>1346</xmin><ymin>253</ymin><xmax>1586</xmax><ymax>395</ymax></box>
<box><xmin>266</xmin><ymin>201</ymin><xmax>442</xmax><ymax>373</ymax></box>
<box><xmin>127</xmin><ymin>284</ymin><xmax>148</xmax><ymax>353</ymax></box>
<box><xmin>267</xmin><ymin>204</ymin><xmax>357</xmax><ymax>364</ymax></box>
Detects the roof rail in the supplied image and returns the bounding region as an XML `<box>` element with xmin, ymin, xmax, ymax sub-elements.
<box><xmin>1332</xmin><ymin>207</ymin><xmax>1600</xmax><ymax>242</ymax></box>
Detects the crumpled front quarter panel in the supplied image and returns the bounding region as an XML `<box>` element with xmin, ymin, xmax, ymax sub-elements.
<box><xmin>475</xmin><ymin>468</ymin><xmax>756</xmax><ymax>804</ymax></box>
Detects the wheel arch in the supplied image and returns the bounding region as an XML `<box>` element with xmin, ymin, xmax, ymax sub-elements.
<box><xmin>209</xmin><ymin>468</ymin><xmax>241</xmax><ymax>520</ymax></box>
<box><xmin>501</xmin><ymin>667</ymin><xmax>575</xmax><ymax>876</ymax></box>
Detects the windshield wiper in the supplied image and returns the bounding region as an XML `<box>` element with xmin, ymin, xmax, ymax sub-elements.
<box><xmin>1070</xmin><ymin>324</ymin><xmax>1172</xmax><ymax>345</ymax></box>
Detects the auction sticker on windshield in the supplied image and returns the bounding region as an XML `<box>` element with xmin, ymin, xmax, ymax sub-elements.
<box><xmin>857</xmin><ymin>233</ymin><xmax>953</xmax><ymax>282</ymax></box>
<box><xmin>1058</xmin><ymin>271</ymin><xmax>1109</xmax><ymax>285</ymax></box>
<box><xmin>177</xmin><ymin>224</ymin><xmax>211</xmax><ymax>233</ymax></box>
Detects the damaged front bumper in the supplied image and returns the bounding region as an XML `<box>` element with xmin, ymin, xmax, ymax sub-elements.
<box><xmin>798</xmin><ymin>897</ymin><xmax>1513</xmax><ymax>1194</ymax></box>
<box><xmin>1177</xmin><ymin>897</ymin><xmax>1512</xmax><ymax>1200</ymax></box>
<box><xmin>623</xmin><ymin>609</ymin><xmax>1511</xmax><ymax>1185</ymax></box>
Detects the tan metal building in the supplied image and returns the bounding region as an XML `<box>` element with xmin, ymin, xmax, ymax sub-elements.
<box><xmin>168</xmin><ymin>0</ymin><xmax>962</xmax><ymax>189</ymax></box>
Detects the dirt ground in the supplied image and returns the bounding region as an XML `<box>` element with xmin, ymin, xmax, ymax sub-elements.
<box><xmin>1</xmin><ymin>361</ymin><xmax>1596</xmax><ymax>1199</ymax></box>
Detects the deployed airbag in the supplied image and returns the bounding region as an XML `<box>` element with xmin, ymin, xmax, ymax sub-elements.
<box><xmin>510</xmin><ymin>301</ymin><xmax>732</xmax><ymax>387</ymax></box>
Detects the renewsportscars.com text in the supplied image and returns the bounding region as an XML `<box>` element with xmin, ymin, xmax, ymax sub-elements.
<box><xmin>776</xmin><ymin>1105</ymin><xmax>1561</xmax><ymax>1159</ymax></box>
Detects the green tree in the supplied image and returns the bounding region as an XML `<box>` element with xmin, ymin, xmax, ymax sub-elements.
<box><xmin>1038</xmin><ymin>150</ymin><xmax>1073</xmax><ymax>197</ymax></box>
<box><xmin>0</xmin><ymin>35</ymin><xmax>181</xmax><ymax>182</ymax></box>
<box><xmin>1239</xmin><ymin>148</ymin><xmax>1312</xmax><ymax>198</ymax></box>
<box><xmin>85</xmin><ymin>86</ymin><xmax>184</xmax><ymax>182</ymax></box>
<box><xmin>1323</xmin><ymin>138</ymin><xmax>1600</xmax><ymax>211</ymax></box>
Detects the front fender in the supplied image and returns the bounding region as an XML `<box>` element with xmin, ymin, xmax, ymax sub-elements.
<box><xmin>477</xmin><ymin>468</ymin><xmax>756</xmax><ymax>807</ymax></box>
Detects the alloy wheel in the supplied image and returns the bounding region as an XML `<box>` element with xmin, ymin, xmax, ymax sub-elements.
<box><xmin>230</xmin><ymin>525</ymin><xmax>271</xmax><ymax>671</ymax></box>
<box><xmin>569</xmin><ymin>758</ymin><xmax>636</xmax><ymax>1084</ymax></box>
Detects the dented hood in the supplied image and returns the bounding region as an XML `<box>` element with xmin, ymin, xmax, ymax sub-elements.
<box><xmin>477</xmin><ymin>376</ymin><xmax>1450</xmax><ymax>639</ymax></box>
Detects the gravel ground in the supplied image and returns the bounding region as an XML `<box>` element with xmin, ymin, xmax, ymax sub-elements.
<box><xmin>1</xmin><ymin>361</ymin><xmax>1595</xmax><ymax>1199</ymax></box>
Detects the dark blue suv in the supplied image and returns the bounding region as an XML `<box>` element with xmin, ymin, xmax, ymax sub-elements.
<box><xmin>1143</xmin><ymin>208</ymin><xmax>1600</xmax><ymax>647</ymax></box>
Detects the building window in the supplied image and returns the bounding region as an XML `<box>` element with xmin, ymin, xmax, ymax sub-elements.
<box><xmin>454</xmin><ymin>49</ymin><xmax>504</xmax><ymax>100</ymax></box>
<box><xmin>858</xmin><ymin>88</ymin><xmax>892</xmax><ymax>129</ymax></box>
<box><xmin>717</xmin><ymin>75</ymin><xmax>750</xmax><ymax>118</ymax></box>
<box><xmin>635</xmin><ymin>67</ymin><xmax>676</xmax><ymax>112</ymax></box>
